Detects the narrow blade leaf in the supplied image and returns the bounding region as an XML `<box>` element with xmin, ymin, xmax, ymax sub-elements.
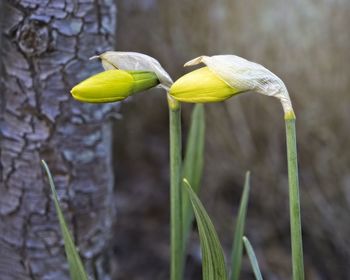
<box><xmin>184</xmin><ymin>179</ymin><xmax>228</xmax><ymax>280</ymax></box>
<box><xmin>41</xmin><ymin>160</ymin><xmax>88</xmax><ymax>280</ymax></box>
<box><xmin>182</xmin><ymin>104</ymin><xmax>205</xmax><ymax>246</ymax></box>
<box><xmin>231</xmin><ymin>171</ymin><xmax>251</xmax><ymax>280</ymax></box>
<box><xmin>243</xmin><ymin>236</ymin><xmax>263</xmax><ymax>280</ymax></box>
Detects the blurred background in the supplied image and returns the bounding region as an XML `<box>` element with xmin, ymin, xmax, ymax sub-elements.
<box><xmin>112</xmin><ymin>0</ymin><xmax>350</xmax><ymax>279</ymax></box>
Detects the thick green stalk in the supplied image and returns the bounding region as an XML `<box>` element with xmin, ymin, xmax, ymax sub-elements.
<box><xmin>168</xmin><ymin>95</ymin><xmax>183</xmax><ymax>280</ymax></box>
<box><xmin>285</xmin><ymin>111</ymin><xmax>304</xmax><ymax>280</ymax></box>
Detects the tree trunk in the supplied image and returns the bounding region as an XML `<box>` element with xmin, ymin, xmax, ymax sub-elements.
<box><xmin>0</xmin><ymin>1</ymin><xmax>117</xmax><ymax>279</ymax></box>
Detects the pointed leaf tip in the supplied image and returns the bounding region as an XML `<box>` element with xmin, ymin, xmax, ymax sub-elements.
<box><xmin>230</xmin><ymin>171</ymin><xmax>251</xmax><ymax>280</ymax></box>
<box><xmin>243</xmin><ymin>236</ymin><xmax>263</xmax><ymax>280</ymax></box>
<box><xmin>185</xmin><ymin>180</ymin><xmax>228</xmax><ymax>280</ymax></box>
<box><xmin>41</xmin><ymin>160</ymin><xmax>88</xmax><ymax>280</ymax></box>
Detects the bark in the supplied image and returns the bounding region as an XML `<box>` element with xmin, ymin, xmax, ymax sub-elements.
<box><xmin>0</xmin><ymin>1</ymin><xmax>117</xmax><ymax>279</ymax></box>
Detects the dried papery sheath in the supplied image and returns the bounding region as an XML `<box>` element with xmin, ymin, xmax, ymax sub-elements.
<box><xmin>182</xmin><ymin>55</ymin><xmax>293</xmax><ymax>113</ymax></box>
<box><xmin>91</xmin><ymin>51</ymin><xmax>173</xmax><ymax>90</ymax></box>
<box><xmin>71</xmin><ymin>69</ymin><xmax>159</xmax><ymax>103</ymax></box>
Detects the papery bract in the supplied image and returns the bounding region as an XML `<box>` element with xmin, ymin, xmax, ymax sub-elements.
<box><xmin>91</xmin><ymin>51</ymin><xmax>173</xmax><ymax>90</ymax></box>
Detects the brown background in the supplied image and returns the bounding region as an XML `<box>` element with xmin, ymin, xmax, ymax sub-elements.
<box><xmin>112</xmin><ymin>0</ymin><xmax>350</xmax><ymax>279</ymax></box>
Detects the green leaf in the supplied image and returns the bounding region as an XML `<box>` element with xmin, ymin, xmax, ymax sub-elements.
<box><xmin>183</xmin><ymin>179</ymin><xmax>228</xmax><ymax>280</ymax></box>
<box><xmin>230</xmin><ymin>171</ymin><xmax>251</xmax><ymax>280</ymax></box>
<box><xmin>182</xmin><ymin>104</ymin><xmax>205</xmax><ymax>247</ymax></box>
<box><xmin>41</xmin><ymin>160</ymin><xmax>88</xmax><ymax>280</ymax></box>
<box><xmin>243</xmin><ymin>236</ymin><xmax>263</xmax><ymax>280</ymax></box>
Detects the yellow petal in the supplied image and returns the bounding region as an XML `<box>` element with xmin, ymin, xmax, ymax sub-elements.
<box><xmin>169</xmin><ymin>67</ymin><xmax>240</xmax><ymax>103</ymax></box>
<box><xmin>71</xmin><ymin>70</ymin><xmax>159</xmax><ymax>103</ymax></box>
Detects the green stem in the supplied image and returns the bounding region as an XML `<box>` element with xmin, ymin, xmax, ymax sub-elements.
<box><xmin>285</xmin><ymin>112</ymin><xmax>304</xmax><ymax>280</ymax></box>
<box><xmin>168</xmin><ymin>95</ymin><xmax>183</xmax><ymax>280</ymax></box>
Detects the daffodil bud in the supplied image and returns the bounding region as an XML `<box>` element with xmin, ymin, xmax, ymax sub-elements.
<box><xmin>71</xmin><ymin>69</ymin><xmax>159</xmax><ymax>103</ymax></box>
<box><xmin>90</xmin><ymin>51</ymin><xmax>173</xmax><ymax>90</ymax></box>
<box><xmin>171</xmin><ymin>55</ymin><xmax>293</xmax><ymax>114</ymax></box>
<box><xmin>169</xmin><ymin>67</ymin><xmax>242</xmax><ymax>103</ymax></box>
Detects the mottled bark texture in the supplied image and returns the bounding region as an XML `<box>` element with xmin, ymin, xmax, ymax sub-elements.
<box><xmin>0</xmin><ymin>1</ymin><xmax>117</xmax><ymax>279</ymax></box>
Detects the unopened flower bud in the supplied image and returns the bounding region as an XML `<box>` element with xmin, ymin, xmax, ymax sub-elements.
<box><xmin>170</xmin><ymin>55</ymin><xmax>293</xmax><ymax>114</ymax></box>
<box><xmin>91</xmin><ymin>51</ymin><xmax>173</xmax><ymax>90</ymax></box>
<box><xmin>71</xmin><ymin>69</ymin><xmax>159</xmax><ymax>103</ymax></box>
<box><xmin>170</xmin><ymin>67</ymin><xmax>242</xmax><ymax>103</ymax></box>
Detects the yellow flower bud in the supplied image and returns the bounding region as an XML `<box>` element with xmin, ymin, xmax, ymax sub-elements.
<box><xmin>169</xmin><ymin>67</ymin><xmax>241</xmax><ymax>103</ymax></box>
<box><xmin>71</xmin><ymin>69</ymin><xmax>159</xmax><ymax>103</ymax></box>
<box><xmin>91</xmin><ymin>51</ymin><xmax>173</xmax><ymax>90</ymax></box>
<box><xmin>172</xmin><ymin>54</ymin><xmax>293</xmax><ymax>114</ymax></box>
